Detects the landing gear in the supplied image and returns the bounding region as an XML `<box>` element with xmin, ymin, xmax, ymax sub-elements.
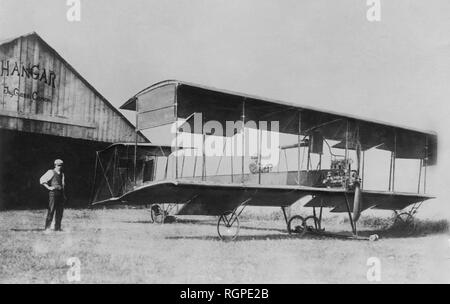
<box><xmin>392</xmin><ymin>211</ymin><xmax>416</xmax><ymax>231</ymax></box>
<box><xmin>216</xmin><ymin>199</ymin><xmax>251</xmax><ymax>241</ymax></box>
<box><xmin>217</xmin><ymin>211</ymin><xmax>240</xmax><ymax>241</ymax></box>
<box><xmin>150</xmin><ymin>204</ymin><xmax>166</xmax><ymax>224</ymax></box>
<box><xmin>286</xmin><ymin>204</ymin><xmax>324</xmax><ymax>237</ymax></box>
<box><xmin>288</xmin><ymin>215</ymin><xmax>321</xmax><ymax>237</ymax></box>
<box><xmin>149</xmin><ymin>203</ymin><xmax>177</xmax><ymax>224</ymax></box>
<box><xmin>286</xmin><ymin>202</ymin><xmax>377</xmax><ymax>240</ymax></box>
<box><xmin>304</xmin><ymin>215</ymin><xmax>321</xmax><ymax>231</ymax></box>
<box><xmin>287</xmin><ymin>215</ymin><xmax>304</xmax><ymax>235</ymax></box>
<box><xmin>390</xmin><ymin>201</ymin><xmax>423</xmax><ymax>233</ymax></box>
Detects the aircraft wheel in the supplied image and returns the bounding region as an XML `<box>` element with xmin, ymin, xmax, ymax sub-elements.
<box><xmin>303</xmin><ymin>215</ymin><xmax>320</xmax><ymax>233</ymax></box>
<box><xmin>287</xmin><ymin>215</ymin><xmax>305</xmax><ymax>235</ymax></box>
<box><xmin>217</xmin><ymin>211</ymin><xmax>240</xmax><ymax>241</ymax></box>
<box><xmin>392</xmin><ymin>212</ymin><xmax>416</xmax><ymax>232</ymax></box>
<box><xmin>151</xmin><ymin>204</ymin><xmax>165</xmax><ymax>224</ymax></box>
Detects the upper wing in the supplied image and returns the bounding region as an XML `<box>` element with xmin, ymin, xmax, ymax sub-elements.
<box><xmin>121</xmin><ymin>80</ymin><xmax>437</xmax><ymax>165</ymax></box>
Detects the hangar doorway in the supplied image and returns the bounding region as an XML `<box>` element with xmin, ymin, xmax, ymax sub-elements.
<box><xmin>0</xmin><ymin>129</ymin><xmax>108</xmax><ymax>209</ymax></box>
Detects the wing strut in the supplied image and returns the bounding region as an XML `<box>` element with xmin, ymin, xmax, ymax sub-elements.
<box><xmin>241</xmin><ymin>99</ymin><xmax>246</xmax><ymax>183</ymax></box>
<box><xmin>281</xmin><ymin>206</ymin><xmax>289</xmax><ymax>230</ymax></box>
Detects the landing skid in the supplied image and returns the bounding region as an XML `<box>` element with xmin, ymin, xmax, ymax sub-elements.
<box><xmin>291</xmin><ymin>226</ymin><xmax>378</xmax><ymax>241</ymax></box>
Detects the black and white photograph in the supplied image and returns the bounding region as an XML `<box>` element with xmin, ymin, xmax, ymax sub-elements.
<box><xmin>0</xmin><ymin>0</ymin><xmax>449</xmax><ymax>287</ymax></box>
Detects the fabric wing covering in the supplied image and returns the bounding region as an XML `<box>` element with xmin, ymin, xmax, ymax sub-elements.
<box><xmin>121</xmin><ymin>80</ymin><xmax>437</xmax><ymax>165</ymax></box>
<box><xmin>93</xmin><ymin>180</ymin><xmax>434</xmax><ymax>215</ymax></box>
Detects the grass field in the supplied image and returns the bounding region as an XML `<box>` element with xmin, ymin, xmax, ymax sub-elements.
<box><xmin>0</xmin><ymin>208</ymin><xmax>449</xmax><ymax>283</ymax></box>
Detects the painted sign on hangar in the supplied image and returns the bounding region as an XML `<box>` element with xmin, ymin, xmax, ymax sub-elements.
<box><xmin>0</xmin><ymin>32</ymin><xmax>146</xmax><ymax>143</ymax></box>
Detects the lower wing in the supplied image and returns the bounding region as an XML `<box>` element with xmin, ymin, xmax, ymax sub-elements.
<box><xmin>91</xmin><ymin>180</ymin><xmax>434</xmax><ymax>216</ymax></box>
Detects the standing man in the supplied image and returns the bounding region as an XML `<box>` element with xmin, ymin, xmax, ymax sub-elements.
<box><xmin>40</xmin><ymin>159</ymin><xmax>66</xmax><ymax>231</ymax></box>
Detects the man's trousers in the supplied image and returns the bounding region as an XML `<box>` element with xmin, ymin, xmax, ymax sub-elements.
<box><xmin>45</xmin><ymin>190</ymin><xmax>64</xmax><ymax>230</ymax></box>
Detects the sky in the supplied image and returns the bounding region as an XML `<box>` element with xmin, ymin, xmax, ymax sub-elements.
<box><xmin>1</xmin><ymin>0</ymin><xmax>449</xmax><ymax>216</ymax></box>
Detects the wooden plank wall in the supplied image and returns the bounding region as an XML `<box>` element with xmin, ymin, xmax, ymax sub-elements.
<box><xmin>0</xmin><ymin>34</ymin><xmax>146</xmax><ymax>143</ymax></box>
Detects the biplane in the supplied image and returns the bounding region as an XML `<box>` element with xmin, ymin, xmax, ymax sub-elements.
<box><xmin>91</xmin><ymin>80</ymin><xmax>437</xmax><ymax>240</ymax></box>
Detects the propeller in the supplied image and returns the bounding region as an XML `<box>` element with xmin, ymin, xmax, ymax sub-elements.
<box><xmin>352</xmin><ymin>133</ymin><xmax>363</xmax><ymax>223</ymax></box>
<box><xmin>353</xmin><ymin>181</ymin><xmax>362</xmax><ymax>222</ymax></box>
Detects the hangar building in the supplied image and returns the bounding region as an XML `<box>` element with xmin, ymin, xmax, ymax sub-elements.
<box><xmin>0</xmin><ymin>32</ymin><xmax>148</xmax><ymax>209</ymax></box>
